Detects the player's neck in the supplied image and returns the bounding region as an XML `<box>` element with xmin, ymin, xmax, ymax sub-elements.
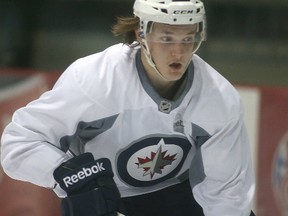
<box><xmin>141</xmin><ymin>53</ymin><xmax>186</xmax><ymax>100</ymax></box>
<box><xmin>156</xmin><ymin>78</ymin><xmax>187</xmax><ymax>100</ymax></box>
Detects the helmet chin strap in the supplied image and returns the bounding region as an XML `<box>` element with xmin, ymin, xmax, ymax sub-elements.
<box><xmin>140</xmin><ymin>39</ymin><xmax>170</xmax><ymax>81</ymax></box>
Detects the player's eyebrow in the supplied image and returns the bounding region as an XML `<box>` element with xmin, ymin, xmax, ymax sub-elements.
<box><xmin>160</xmin><ymin>30</ymin><xmax>196</xmax><ymax>35</ymax></box>
<box><xmin>187</xmin><ymin>30</ymin><xmax>197</xmax><ymax>34</ymax></box>
<box><xmin>160</xmin><ymin>30</ymin><xmax>173</xmax><ymax>35</ymax></box>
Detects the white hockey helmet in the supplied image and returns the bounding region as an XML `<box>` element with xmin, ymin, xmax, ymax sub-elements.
<box><xmin>133</xmin><ymin>0</ymin><xmax>206</xmax><ymax>38</ymax></box>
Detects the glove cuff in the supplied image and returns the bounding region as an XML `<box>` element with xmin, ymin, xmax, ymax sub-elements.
<box><xmin>61</xmin><ymin>188</ymin><xmax>118</xmax><ymax>216</ymax></box>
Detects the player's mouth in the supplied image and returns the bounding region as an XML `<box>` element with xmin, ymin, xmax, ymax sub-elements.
<box><xmin>169</xmin><ymin>62</ymin><xmax>182</xmax><ymax>71</ymax></box>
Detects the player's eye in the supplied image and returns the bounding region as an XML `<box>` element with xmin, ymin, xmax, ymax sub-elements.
<box><xmin>182</xmin><ymin>36</ymin><xmax>194</xmax><ymax>43</ymax></box>
<box><xmin>160</xmin><ymin>36</ymin><xmax>173</xmax><ymax>43</ymax></box>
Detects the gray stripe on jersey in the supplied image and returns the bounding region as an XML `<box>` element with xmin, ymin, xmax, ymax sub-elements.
<box><xmin>189</xmin><ymin>123</ymin><xmax>211</xmax><ymax>188</ymax></box>
<box><xmin>135</xmin><ymin>50</ymin><xmax>194</xmax><ymax>113</ymax></box>
<box><xmin>59</xmin><ymin>114</ymin><xmax>119</xmax><ymax>155</ymax></box>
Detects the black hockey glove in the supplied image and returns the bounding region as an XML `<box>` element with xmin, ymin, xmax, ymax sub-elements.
<box><xmin>53</xmin><ymin>152</ymin><xmax>125</xmax><ymax>216</ymax></box>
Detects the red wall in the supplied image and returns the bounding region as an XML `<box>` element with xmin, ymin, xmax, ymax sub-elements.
<box><xmin>0</xmin><ymin>69</ymin><xmax>61</xmax><ymax>216</ymax></box>
<box><xmin>257</xmin><ymin>87</ymin><xmax>288</xmax><ymax>216</ymax></box>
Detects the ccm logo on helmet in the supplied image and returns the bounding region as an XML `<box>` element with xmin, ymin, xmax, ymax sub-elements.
<box><xmin>63</xmin><ymin>162</ymin><xmax>105</xmax><ymax>188</ymax></box>
<box><xmin>173</xmin><ymin>10</ymin><xmax>194</xmax><ymax>14</ymax></box>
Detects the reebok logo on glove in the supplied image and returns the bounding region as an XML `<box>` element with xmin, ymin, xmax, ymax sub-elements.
<box><xmin>54</xmin><ymin>155</ymin><xmax>114</xmax><ymax>193</ymax></box>
<box><xmin>63</xmin><ymin>162</ymin><xmax>105</xmax><ymax>188</ymax></box>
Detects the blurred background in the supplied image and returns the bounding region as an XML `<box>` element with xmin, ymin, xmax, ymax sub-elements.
<box><xmin>0</xmin><ymin>0</ymin><xmax>288</xmax><ymax>216</ymax></box>
<box><xmin>0</xmin><ymin>0</ymin><xmax>287</xmax><ymax>86</ymax></box>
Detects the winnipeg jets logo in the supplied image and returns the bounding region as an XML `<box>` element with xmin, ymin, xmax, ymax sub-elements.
<box><xmin>117</xmin><ymin>136</ymin><xmax>191</xmax><ymax>187</ymax></box>
<box><xmin>136</xmin><ymin>144</ymin><xmax>177</xmax><ymax>179</ymax></box>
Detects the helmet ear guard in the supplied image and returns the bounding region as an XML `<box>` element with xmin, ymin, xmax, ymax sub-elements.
<box><xmin>139</xmin><ymin>32</ymin><xmax>144</xmax><ymax>39</ymax></box>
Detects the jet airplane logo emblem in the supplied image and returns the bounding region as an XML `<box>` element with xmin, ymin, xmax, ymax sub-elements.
<box><xmin>136</xmin><ymin>139</ymin><xmax>177</xmax><ymax>179</ymax></box>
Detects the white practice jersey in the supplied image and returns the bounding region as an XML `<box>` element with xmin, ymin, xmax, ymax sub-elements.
<box><xmin>1</xmin><ymin>43</ymin><xmax>254</xmax><ymax>216</ymax></box>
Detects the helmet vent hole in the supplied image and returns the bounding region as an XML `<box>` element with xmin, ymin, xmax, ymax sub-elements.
<box><xmin>197</xmin><ymin>8</ymin><xmax>200</xmax><ymax>13</ymax></box>
<box><xmin>173</xmin><ymin>18</ymin><xmax>177</xmax><ymax>22</ymax></box>
<box><xmin>161</xmin><ymin>9</ymin><xmax>168</xmax><ymax>14</ymax></box>
<box><xmin>189</xmin><ymin>18</ymin><xmax>193</xmax><ymax>21</ymax></box>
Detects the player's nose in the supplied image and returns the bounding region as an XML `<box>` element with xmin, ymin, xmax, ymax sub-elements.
<box><xmin>170</xmin><ymin>43</ymin><xmax>185</xmax><ymax>58</ymax></box>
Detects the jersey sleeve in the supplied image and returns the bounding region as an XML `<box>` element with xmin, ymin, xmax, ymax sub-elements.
<box><xmin>190</xmin><ymin>113</ymin><xmax>255</xmax><ymax>216</ymax></box>
<box><xmin>0</xmin><ymin>61</ymin><xmax>92</xmax><ymax>191</ymax></box>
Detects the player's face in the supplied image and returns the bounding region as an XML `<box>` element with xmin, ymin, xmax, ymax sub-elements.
<box><xmin>146</xmin><ymin>23</ymin><xmax>199</xmax><ymax>81</ymax></box>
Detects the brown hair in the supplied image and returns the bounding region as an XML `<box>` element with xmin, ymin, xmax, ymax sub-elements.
<box><xmin>111</xmin><ymin>16</ymin><xmax>140</xmax><ymax>46</ymax></box>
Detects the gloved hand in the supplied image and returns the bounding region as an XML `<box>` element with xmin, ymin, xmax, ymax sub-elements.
<box><xmin>53</xmin><ymin>152</ymin><xmax>125</xmax><ymax>216</ymax></box>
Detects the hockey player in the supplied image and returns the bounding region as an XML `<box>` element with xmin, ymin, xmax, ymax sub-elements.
<box><xmin>1</xmin><ymin>0</ymin><xmax>256</xmax><ymax>215</ymax></box>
